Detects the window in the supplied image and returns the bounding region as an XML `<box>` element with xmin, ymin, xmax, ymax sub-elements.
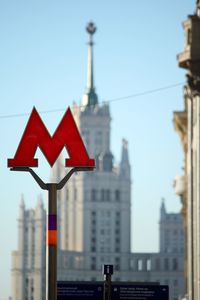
<box><xmin>92</xmin><ymin>219</ymin><xmax>96</xmax><ymax>226</ymax></box>
<box><xmin>130</xmin><ymin>259</ymin><xmax>135</xmax><ymax>270</ymax></box>
<box><xmin>91</xmin><ymin>212</ymin><xmax>96</xmax><ymax>225</ymax></box>
<box><xmin>172</xmin><ymin>258</ymin><xmax>178</xmax><ymax>270</ymax></box>
<box><xmin>138</xmin><ymin>259</ymin><xmax>143</xmax><ymax>271</ymax></box>
<box><xmin>155</xmin><ymin>258</ymin><xmax>160</xmax><ymax>271</ymax></box>
<box><xmin>92</xmin><ymin>228</ymin><xmax>96</xmax><ymax>234</ymax></box>
<box><xmin>116</xmin><ymin>212</ymin><xmax>121</xmax><ymax>227</ymax></box>
<box><xmin>91</xmin><ymin>189</ymin><xmax>97</xmax><ymax>202</ymax></box>
<box><xmin>100</xmin><ymin>246</ymin><xmax>104</xmax><ymax>252</ymax></box>
<box><xmin>164</xmin><ymin>258</ymin><xmax>169</xmax><ymax>270</ymax></box>
<box><xmin>115</xmin><ymin>237</ymin><xmax>120</xmax><ymax>244</ymax></box>
<box><xmin>91</xmin><ymin>264</ymin><xmax>96</xmax><ymax>270</ymax></box>
<box><xmin>105</xmin><ymin>190</ymin><xmax>110</xmax><ymax>201</ymax></box>
<box><xmin>116</xmin><ymin>220</ymin><xmax>120</xmax><ymax>226</ymax></box>
<box><xmin>91</xmin><ymin>246</ymin><xmax>96</xmax><ymax>252</ymax></box>
<box><xmin>147</xmin><ymin>259</ymin><xmax>151</xmax><ymax>271</ymax></box>
<box><xmin>115</xmin><ymin>190</ymin><xmax>120</xmax><ymax>202</ymax></box>
<box><xmin>75</xmin><ymin>256</ymin><xmax>83</xmax><ymax>269</ymax></box>
<box><xmin>115</xmin><ymin>257</ymin><xmax>121</xmax><ymax>271</ymax></box>
<box><xmin>101</xmin><ymin>189</ymin><xmax>105</xmax><ymax>201</ymax></box>
<box><xmin>91</xmin><ymin>257</ymin><xmax>96</xmax><ymax>270</ymax></box>
<box><xmin>101</xmin><ymin>189</ymin><xmax>111</xmax><ymax>201</ymax></box>
<box><xmin>116</xmin><ymin>211</ymin><xmax>120</xmax><ymax>217</ymax></box>
<box><xmin>173</xmin><ymin>279</ymin><xmax>178</xmax><ymax>287</ymax></box>
<box><xmin>187</xmin><ymin>28</ymin><xmax>192</xmax><ymax>45</ymax></box>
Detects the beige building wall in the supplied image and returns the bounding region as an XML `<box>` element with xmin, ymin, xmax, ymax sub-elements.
<box><xmin>174</xmin><ymin>3</ymin><xmax>200</xmax><ymax>299</ymax></box>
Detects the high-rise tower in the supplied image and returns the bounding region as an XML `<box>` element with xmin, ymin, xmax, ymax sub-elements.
<box><xmin>159</xmin><ymin>199</ymin><xmax>184</xmax><ymax>254</ymax></box>
<box><xmin>58</xmin><ymin>22</ymin><xmax>131</xmax><ymax>272</ymax></box>
<box><xmin>11</xmin><ymin>196</ymin><xmax>46</xmax><ymax>300</ymax></box>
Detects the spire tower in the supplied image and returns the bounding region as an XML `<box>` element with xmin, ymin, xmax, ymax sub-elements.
<box><xmin>82</xmin><ymin>22</ymin><xmax>98</xmax><ymax>108</ymax></box>
<box><xmin>160</xmin><ymin>198</ymin><xmax>166</xmax><ymax>218</ymax></box>
<box><xmin>120</xmin><ymin>139</ymin><xmax>130</xmax><ymax>179</ymax></box>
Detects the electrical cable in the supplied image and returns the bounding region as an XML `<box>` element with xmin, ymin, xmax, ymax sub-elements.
<box><xmin>0</xmin><ymin>82</ymin><xmax>184</xmax><ymax>119</ymax></box>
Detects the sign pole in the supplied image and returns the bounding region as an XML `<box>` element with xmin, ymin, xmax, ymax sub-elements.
<box><xmin>102</xmin><ymin>264</ymin><xmax>113</xmax><ymax>300</ymax></box>
<box><xmin>46</xmin><ymin>183</ymin><xmax>57</xmax><ymax>300</ymax></box>
<box><xmin>104</xmin><ymin>274</ymin><xmax>112</xmax><ymax>300</ymax></box>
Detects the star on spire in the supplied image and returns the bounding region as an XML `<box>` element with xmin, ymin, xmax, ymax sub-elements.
<box><xmin>82</xmin><ymin>21</ymin><xmax>98</xmax><ymax>108</ymax></box>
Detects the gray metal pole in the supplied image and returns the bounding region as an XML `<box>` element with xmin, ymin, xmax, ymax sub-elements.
<box><xmin>46</xmin><ymin>184</ymin><xmax>57</xmax><ymax>300</ymax></box>
<box><xmin>103</xmin><ymin>274</ymin><xmax>112</xmax><ymax>300</ymax></box>
<box><xmin>103</xmin><ymin>265</ymin><xmax>113</xmax><ymax>300</ymax></box>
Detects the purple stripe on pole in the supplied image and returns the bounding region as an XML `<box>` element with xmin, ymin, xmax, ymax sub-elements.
<box><xmin>48</xmin><ymin>214</ymin><xmax>57</xmax><ymax>230</ymax></box>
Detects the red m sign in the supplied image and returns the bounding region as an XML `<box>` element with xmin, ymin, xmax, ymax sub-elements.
<box><xmin>8</xmin><ymin>107</ymin><xmax>95</xmax><ymax>168</ymax></box>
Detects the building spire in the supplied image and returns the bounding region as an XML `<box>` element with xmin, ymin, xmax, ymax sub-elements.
<box><xmin>82</xmin><ymin>21</ymin><xmax>98</xmax><ymax>108</ymax></box>
<box><xmin>19</xmin><ymin>194</ymin><xmax>25</xmax><ymax>219</ymax></box>
<box><xmin>120</xmin><ymin>138</ymin><xmax>130</xmax><ymax>179</ymax></box>
<box><xmin>160</xmin><ymin>198</ymin><xmax>166</xmax><ymax>218</ymax></box>
<box><xmin>86</xmin><ymin>22</ymin><xmax>95</xmax><ymax>91</ymax></box>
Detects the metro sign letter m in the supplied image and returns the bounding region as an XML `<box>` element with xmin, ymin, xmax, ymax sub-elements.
<box><xmin>8</xmin><ymin>107</ymin><xmax>95</xmax><ymax>168</ymax></box>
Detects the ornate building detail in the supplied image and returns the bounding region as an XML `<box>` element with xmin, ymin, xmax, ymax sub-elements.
<box><xmin>174</xmin><ymin>2</ymin><xmax>200</xmax><ymax>299</ymax></box>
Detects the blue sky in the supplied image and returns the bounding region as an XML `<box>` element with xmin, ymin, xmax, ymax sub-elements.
<box><xmin>0</xmin><ymin>1</ymin><xmax>194</xmax><ymax>298</ymax></box>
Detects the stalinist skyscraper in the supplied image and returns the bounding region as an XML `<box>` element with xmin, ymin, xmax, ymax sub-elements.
<box><xmin>57</xmin><ymin>21</ymin><xmax>131</xmax><ymax>270</ymax></box>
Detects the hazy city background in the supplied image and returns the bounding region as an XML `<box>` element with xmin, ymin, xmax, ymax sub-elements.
<box><xmin>0</xmin><ymin>1</ymin><xmax>194</xmax><ymax>298</ymax></box>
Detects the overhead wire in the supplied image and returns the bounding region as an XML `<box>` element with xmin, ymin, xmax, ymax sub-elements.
<box><xmin>0</xmin><ymin>82</ymin><xmax>184</xmax><ymax>120</ymax></box>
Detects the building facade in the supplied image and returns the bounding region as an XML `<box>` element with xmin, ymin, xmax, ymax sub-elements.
<box><xmin>11</xmin><ymin>198</ymin><xmax>185</xmax><ymax>300</ymax></box>
<box><xmin>173</xmin><ymin>2</ymin><xmax>200</xmax><ymax>299</ymax></box>
<box><xmin>11</xmin><ymin>22</ymin><xmax>185</xmax><ymax>300</ymax></box>
<box><xmin>11</xmin><ymin>196</ymin><xmax>46</xmax><ymax>299</ymax></box>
